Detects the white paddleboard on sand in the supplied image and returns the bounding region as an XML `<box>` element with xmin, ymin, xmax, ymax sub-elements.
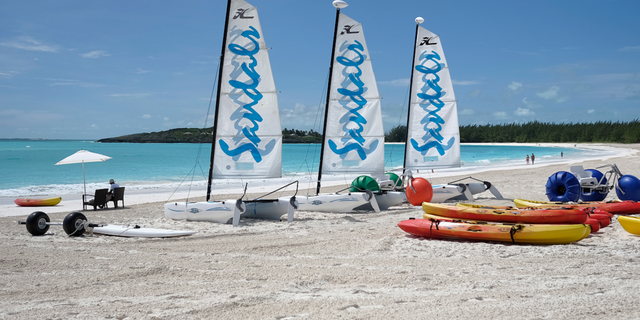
<box><xmin>91</xmin><ymin>225</ymin><xmax>197</xmax><ymax>238</ymax></box>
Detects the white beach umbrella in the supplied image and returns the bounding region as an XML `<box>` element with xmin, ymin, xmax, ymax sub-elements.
<box><xmin>55</xmin><ymin>150</ymin><xmax>112</xmax><ymax>195</ymax></box>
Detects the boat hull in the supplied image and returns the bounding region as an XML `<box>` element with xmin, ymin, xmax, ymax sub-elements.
<box><xmin>14</xmin><ymin>197</ymin><xmax>62</xmax><ymax>207</ymax></box>
<box><xmin>291</xmin><ymin>193</ymin><xmax>370</xmax><ymax>213</ymax></box>
<box><xmin>354</xmin><ymin>191</ymin><xmax>407</xmax><ymax>211</ymax></box>
<box><xmin>399</xmin><ymin>215</ymin><xmax>590</xmax><ymax>245</ymax></box>
<box><xmin>514</xmin><ymin>198</ymin><xmax>640</xmax><ymax>215</ymax></box>
<box><xmin>617</xmin><ymin>216</ymin><xmax>640</xmax><ymax>235</ymax></box>
<box><xmin>449</xmin><ymin>203</ymin><xmax>588</xmax><ymax>224</ymax></box>
<box><xmin>92</xmin><ymin>225</ymin><xmax>197</xmax><ymax>238</ymax></box>
<box><xmin>243</xmin><ymin>199</ymin><xmax>293</xmax><ymax>221</ymax></box>
<box><xmin>164</xmin><ymin>200</ymin><xmax>243</xmax><ymax>224</ymax></box>
<box><xmin>430</xmin><ymin>185</ymin><xmax>464</xmax><ymax>203</ymax></box>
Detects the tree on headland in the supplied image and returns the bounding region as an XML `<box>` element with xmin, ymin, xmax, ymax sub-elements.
<box><xmin>97</xmin><ymin>120</ymin><xmax>640</xmax><ymax>143</ymax></box>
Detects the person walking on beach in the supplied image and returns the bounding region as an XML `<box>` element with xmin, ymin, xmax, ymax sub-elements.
<box><xmin>531</xmin><ymin>153</ymin><xmax>535</xmax><ymax>165</ymax></box>
<box><xmin>526</xmin><ymin>154</ymin><xmax>530</xmax><ymax>165</ymax></box>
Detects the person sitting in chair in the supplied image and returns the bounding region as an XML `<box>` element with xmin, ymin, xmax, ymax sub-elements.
<box><xmin>106</xmin><ymin>179</ymin><xmax>120</xmax><ymax>202</ymax></box>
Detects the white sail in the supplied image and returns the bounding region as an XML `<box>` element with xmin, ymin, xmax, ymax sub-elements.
<box><xmin>213</xmin><ymin>0</ymin><xmax>282</xmax><ymax>179</ymax></box>
<box><xmin>405</xmin><ymin>26</ymin><xmax>460</xmax><ymax>170</ymax></box>
<box><xmin>321</xmin><ymin>13</ymin><xmax>385</xmax><ymax>176</ymax></box>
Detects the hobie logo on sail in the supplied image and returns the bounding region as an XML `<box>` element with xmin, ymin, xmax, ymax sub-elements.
<box><xmin>419</xmin><ymin>36</ymin><xmax>437</xmax><ymax>46</ymax></box>
<box><xmin>233</xmin><ymin>8</ymin><xmax>254</xmax><ymax>19</ymax></box>
<box><xmin>410</xmin><ymin>50</ymin><xmax>455</xmax><ymax>157</ymax></box>
<box><xmin>328</xmin><ymin>40</ymin><xmax>379</xmax><ymax>162</ymax></box>
<box><xmin>219</xmin><ymin>25</ymin><xmax>275</xmax><ymax>165</ymax></box>
<box><xmin>340</xmin><ymin>25</ymin><xmax>359</xmax><ymax>35</ymax></box>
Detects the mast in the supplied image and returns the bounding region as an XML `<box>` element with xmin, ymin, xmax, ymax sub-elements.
<box><xmin>402</xmin><ymin>17</ymin><xmax>424</xmax><ymax>172</ymax></box>
<box><xmin>316</xmin><ymin>0</ymin><xmax>348</xmax><ymax>195</ymax></box>
<box><xmin>207</xmin><ymin>0</ymin><xmax>233</xmax><ymax>201</ymax></box>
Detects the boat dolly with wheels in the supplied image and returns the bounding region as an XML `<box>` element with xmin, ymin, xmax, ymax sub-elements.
<box><xmin>19</xmin><ymin>211</ymin><xmax>102</xmax><ymax>237</ymax></box>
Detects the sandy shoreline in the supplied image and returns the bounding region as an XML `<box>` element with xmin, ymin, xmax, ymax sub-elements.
<box><xmin>2</xmin><ymin>143</ymin><xmax>640</xmax><ymax>319</ymax></box>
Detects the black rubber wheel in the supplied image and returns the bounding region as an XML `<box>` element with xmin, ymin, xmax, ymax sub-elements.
<box><xmin>25</xmin><ymin>211</ymin><xmax>50</xmax><ymax>236</ymax></box>
<box><xmin>63</xmin><ymin>212</ymin><xmax>87</xmax><ymax>237</ymax></box>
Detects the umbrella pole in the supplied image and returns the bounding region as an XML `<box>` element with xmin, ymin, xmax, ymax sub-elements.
<box><xmin>82</xmin><ymin>161</ymin><xmax>86</xmax><ymax>196</ymax></box>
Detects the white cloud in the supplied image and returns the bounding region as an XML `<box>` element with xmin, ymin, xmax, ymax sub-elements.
<box><xmin>588</xmin><ymin>109</ymin><xmax>595</xmax><ymax>113</ymax></box>
<box><xmin>452</xmin><ymin>80</ymin><xmax>480</xmax><ymax>85</ymax></box>
<box><xmin>459</xmin><ymin>108</ymin><xmax>475</xmax><ymax>115</ymax></box>
<box><xmin>536</xmin><ymin>86</ymin><xmax>568</xmax><ymax>102</ymax></box>
<box><xmin>0</xmin><ymin>36</ymin><xmax>59</xmax><ymax>52</ymax></box>
<box><xmin>135</xmin><ymin>68</ymin><xmax>151</xmax><ymax>74</ymax></box>
<box><xmin>110</xmin><ymin>93</ymin><xmax>153</xmax><ymax>98</ymax></box>
<box><xmin>142</xmin><ymin>114</ymin><xmax>152</xmax><ymax>119</ymax></box>
<box><xmin>619</xmin><ymin>45</ymin><xmax>640</xmax><ymax>52</ymax></box>
<box><xmin>507</xmin><ymin>81</ymin><xmax>522</xmax><ymax>92</ymax></box>
<box><xmin>514</xmin><ymin>107</ymin><xmax>534</xmax><ymax>116</ymax></box>
<box><xmin>467</xmin><ymin>89</ymin><xmax>481</xmax><ymax>97</ymax></box>
<box><xmin>378</xmin><ymin>78</ymin><xmax>409</xmax><ymax>86</ymax></box>
<box><xmin>280</xmin><ymin>103</ymin><xmax>323</xmax><ymax>130</ymax></box>
<box><xmin>0</xmin><ymin>71</ymin><xmax>19</xmax><ymax>77</ymax></box>
<box><xmin>81</xmin><ymin>50</ymin><xmax>110</xmax><ymax>58</ymax></box>
<box><xmin>42</xmin><ymin>78</ymin><xmax>103</xmax><ymax>88</ymax></box>
<box><xmin>493</xmin><ymin>111</ymin><xmax>509</xmax><ymax>119</ymax></box>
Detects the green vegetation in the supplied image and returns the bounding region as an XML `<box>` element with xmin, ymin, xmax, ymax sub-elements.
<box><xmin>98</xmin><ymin>127</ymin><xmax>323</xmax><ymax>143</ymax></box>
<box><xmin>384</xmin><ymin>120</ymin><xmax>640</xmax><ymax>143</ymax></box>
<box><xmin>98</xmin><ymin>128</ymin><xmax>213</xmax><ymax>143</ymax></box>
<box><xmin>459</xmin><ymin>120</ymin><xmax>640</xmax><ymax>143</ymax></box>
<box><xmin>281</xmin><ymin>128</ymin><xmax>322</xmax><ymax>143</ymax></box>
<box><xmin>98</xmin><ymin>120</ymin><xmax>640</xmax><ymax>144</ymax></box>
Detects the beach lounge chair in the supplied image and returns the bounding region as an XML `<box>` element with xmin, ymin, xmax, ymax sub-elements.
<box><xmin>112</xmin><ymin>187</ymin><xmax>125</xmax><ymax>208</ymax></box>
<box><xmin>83</xmin><ymin>188</ymin><xmax>109</xmax><ymax>211</ymax></box>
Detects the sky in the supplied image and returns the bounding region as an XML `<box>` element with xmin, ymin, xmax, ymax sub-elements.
<box><xmin>1</xmin><ymin>0</ymin><xmax>640</xmax><ymax>140</ymax></box>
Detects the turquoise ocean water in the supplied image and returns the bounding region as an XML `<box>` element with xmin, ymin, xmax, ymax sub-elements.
<box><xmin>0</xmin><ymin>140</ymin><xmax>593</xmax><ymax>197</ymax></box>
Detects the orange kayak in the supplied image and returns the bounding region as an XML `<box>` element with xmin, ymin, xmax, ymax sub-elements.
<box><xmin>399</xmin><ymin>215</ymin><xmax>590</xmax><ymax>245</ymax></box>
<box><xmin>424</xmin><ymin>202</ymin><xmax>588</xmax><ymax>224</ymax></box>
<box><xmin>14</xmin><ymin>197</ymin><xmax>62</xmax><ymax>207</ymax></box>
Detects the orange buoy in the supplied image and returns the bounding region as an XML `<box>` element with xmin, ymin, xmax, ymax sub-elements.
<box><xmin>405</xmin><ymin>177</ymin><xmax>433</xmax><ymax>206</ymax></box>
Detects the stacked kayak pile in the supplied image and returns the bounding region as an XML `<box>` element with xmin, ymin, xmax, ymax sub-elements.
<box><xmin>515</xmin><ymin>198</ymin><xmax>640</xmax><ymax>236</ymax></box>
<box><xmin>398</xmin><ymin>202</ymin><xmax>597</xmax><ymax>245</ymax></box>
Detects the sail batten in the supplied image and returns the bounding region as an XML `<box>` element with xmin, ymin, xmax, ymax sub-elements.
<box><xmin>405</xmin><ymin>25</ymin><xmax>461</xmax><ymax>170</ymax></box>
<box><xmin>212</xmin><ymin>0</ymin><xmax>282</xmax><ymax>179</ymax></box>
<box><xmin>320</xmin><ymin>12</ymin><xmax>385</xmax><ymax>176</ymax></box>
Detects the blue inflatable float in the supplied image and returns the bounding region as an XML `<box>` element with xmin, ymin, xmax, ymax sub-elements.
<box><xmin>616</xmin><ymin>174</ymin><xmax>640</xmax><ymax>201</ymax></box>
<box><xmin>580</xmin><ymin>169</ymin><xmax>609</xmax><ymax>202</ymax></box>
<box><xmin>545</xmin><ymin>171</ymin><xmax>581</xmax><ymax>202</ymax></box>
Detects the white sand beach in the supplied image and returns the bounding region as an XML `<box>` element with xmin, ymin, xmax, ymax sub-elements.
<box><xmin>2</xmin><ymin>143</ymin><xmax>640</xmax><ymax>319</ymax></box>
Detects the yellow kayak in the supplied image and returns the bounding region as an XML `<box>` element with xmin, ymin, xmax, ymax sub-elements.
<box><xmin>421</xmin><ymin>212</ymin><xmax>591</xmax><ymax>244</ymax></box>
<box><xmin>618</xmin><ymin>216</ymin><xmax>640</xmax><ymax>235</ymax></box>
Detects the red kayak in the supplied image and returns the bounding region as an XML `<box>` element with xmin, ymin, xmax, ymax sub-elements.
<box><xmin>589</xmin><ymin>213</ymin><xmax>611</xmax><ymax>228</ymax></box>
<box><xmin>515</xmin><ymin>199</ymin><xmax>640</xmax><ymax>215</ymax></box>
<box><xmin>584</xmin><ymin>218</ymin><xmax>601</xmax><ymax>232</ymax></box>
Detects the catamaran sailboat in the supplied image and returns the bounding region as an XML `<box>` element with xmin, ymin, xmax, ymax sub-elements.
<box><xmin>403</xmin><ymin>17</ymin><xmax>502</xmax><ymax>202</ymax></box>
<box><xmin>165</xmin><ymin>0</ymin><xmax>297</xmax><ymax>226</ymax></box>
<box><xmin>279</xmin><ymin>0</ymin><xmax>406</xmax><ymax>213</ymax></box>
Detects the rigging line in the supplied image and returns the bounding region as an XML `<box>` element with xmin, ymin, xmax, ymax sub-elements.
<box><xmin>308</xmin><ymin>70</ymin><xmax>332</xmax><ymax>193</ymax></box>
<box><xmin>385</xmin><ymin>80</ymin><xmax>412</xmax><ymax>171</ymax></box>
<box><xmin>164</xmin><ymin>56</ymin><xmax>221</xmax><ymax>204</ymax></box>
<box><xmin>285</xmin><ymin>69</ymin><xmax>332</xmax><ymax>195</ymax></box>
